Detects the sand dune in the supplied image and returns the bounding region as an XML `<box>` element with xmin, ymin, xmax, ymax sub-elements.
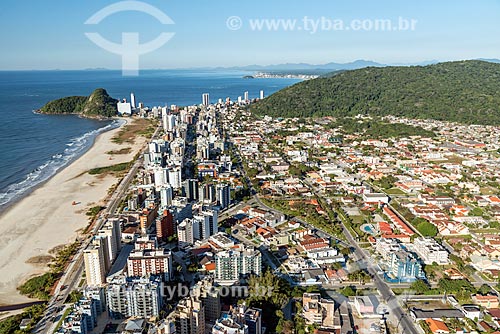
<box><xmin>0</xmin><ymin>119</ymin><xmax>146</xmax><ymax>305</ymax></box>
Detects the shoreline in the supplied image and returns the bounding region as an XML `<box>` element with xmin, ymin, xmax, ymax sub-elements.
<box><xmin>0</xmin><ymin>117</ymin><xmax>146</xmax><ymax>305</ymax></box>
<box><xmin>0</xmin><ymin>118</ymin><xmax>123</xmax><ymax>213</ymax></box>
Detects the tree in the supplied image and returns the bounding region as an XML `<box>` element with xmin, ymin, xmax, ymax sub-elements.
<box><xmin>438</xmin><ymin>278</ymin><xmax>475</xmax><ymax>294</ymax></box>
<box><xmin>340</xmin><ymin>285</ymin><xmax>356</xmax><ymax>297</ymax></box>
<box><xmin>348</xmin><ymin>270</ymin><xmax>371</xmax><ymax>284</ymax></box>
<box><xmin>469</xmin><ymin>207</ymin><xmax>484</xmax><ymax>217</ymax></box>
<box><xmin>69</xmin><ymin>290</ymin><xmax>83</xmax><ymax>303</ymax></box>
<box><xmin>246</xmin><ymin>167</ymin><xmax>258</xmax><ymax>178</ymax></box>
<box><xmin>410</xmin><ymin>279</ymin><xmax>430</xmax><ymax>295</ymax></box>
<box><xmin>252</xmin><ymin>60</ymin><xmax>500</xmax><ymax>127</ymax></box>
<box><xmin>376</xmin><ymin>175</ymin><xmax>397</xmax><ymax>189</ymax></box>
<box><xmin>477</xmin><ymin>284</ymin><xmax>492</xmax><ymax>296</ymax></box>
<box><xmin>340</xmin><ymin>247</ymin><xmax>352</xmax><ymax>256</ymax></box>
<box><xmin>247</xmin><ymin>270</ymin><xmax>291</xmax><ymax>332</ymax></box>
<box><xmin>288</xmin><ymin>165</ymin><xmax>303</xmax><ymax>177</ymax></box>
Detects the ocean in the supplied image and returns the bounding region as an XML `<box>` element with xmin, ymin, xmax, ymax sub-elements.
<box><xmin>0</xmin><ymin>70</ymin><xmax>299</xmax><ymax>210</ymax></box>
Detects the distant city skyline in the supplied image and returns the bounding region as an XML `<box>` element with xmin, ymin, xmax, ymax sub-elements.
<box><xmin>1</xmin><ymin>0</ymin><xmax>500</xmax><ymax>70</ymax></box>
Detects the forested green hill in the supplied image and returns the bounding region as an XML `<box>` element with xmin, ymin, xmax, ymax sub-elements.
<box><xmin>252</xmin><ymin>60</ymin><xmax>500</xmax><ymax>125</ymax></box>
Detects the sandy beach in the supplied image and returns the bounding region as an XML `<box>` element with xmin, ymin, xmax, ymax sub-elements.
<box><xmin>0</xmin><ymin>118</ymin><xmax>146</xmax><ymax>305</ymax></box>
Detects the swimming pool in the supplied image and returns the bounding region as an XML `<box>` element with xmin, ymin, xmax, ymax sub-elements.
<box><xmin>361</xmin><ymin>224</ymin><xmax>377</xmax><ymax>235</ymax></box>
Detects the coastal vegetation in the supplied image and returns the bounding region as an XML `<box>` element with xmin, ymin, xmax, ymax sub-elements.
<box><xmin>18</xmin><ymin>272</ymin><xmax>58</xmax><ymax>300</ymax></box>
<box><xmin>112</xmin><ymin>118</ymin><xmax>156</xmax><ymax>144</ymax></box>
<box><xmin>88</xmin><ymin>161</ymin><xmax>132</xmax><ymax>176</ymax></box>
<box><xmin>18</xmin><ymin>242</ymin><xmax>80</xmax><ymax>300</ymax></box>
<box><xmin>39</xmin><ymin>88</ymin><xmax>118</xmax><ymax>118</ymax></box>
<box><xmin>0</xmin><ymin>303</ymin><xmax>46</xmax><ymax>334</ymax></box>
<box><xmin>252</xmin><ymin>60</ymin><xmax>500</xmax><ymax>125</ymax></box>
<box><xmin>85</xmin><ymin>205</ymin><xmax>105</xmax><ymax>220</ymax></box>
<box><xmin>106</xmin><ymin>147</ymin><xmax>132</xmax><ymax>155</ymax></box>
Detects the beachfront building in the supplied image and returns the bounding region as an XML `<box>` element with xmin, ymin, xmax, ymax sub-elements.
<box><xmin>202</xmin><ymin>93</ymin><xmax>210</xmax><ymax>106</ymax></box>
<box><xmin>84</xmin><ymin>236</ymin><xmax>108</xmax><ymax>286</ymax></box>
<box><xmin>97</xmin><ymin>218</ymin><xmax>122</xmax><ymax>264</ymax></box>
<box><xmin>117</xmin><ymin>100</ymin><xmax>132</xmax><ymax>115</ymax></box>
<box><xmin>56</xmin><ymin>312</ymin><xmax>90</xmax><ymax>334</ymax></box>
<box><xmin>83</xmin><ymin>286</ymin><xmax>107</xmax><ymax>314</ymax></box>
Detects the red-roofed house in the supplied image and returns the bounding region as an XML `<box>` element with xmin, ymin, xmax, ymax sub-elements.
<box><xmin>425</xmin><ymin>318</ymin><xmax>450</xmax><ymax>334</ymax></box>
<box><xmin>299</xmin><ymin>237</ymin><xmax>329</xmax><ymax>251</ymax></box>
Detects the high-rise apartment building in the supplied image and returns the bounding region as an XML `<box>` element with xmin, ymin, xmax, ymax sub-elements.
<box><xmin>106</xmin><ymin>275</ymin><xmax>162</xmax><ymax>319</ymax></box>
<box><xmin>216</xmin><ymin>183</ymin><xmax>231</xmax><ymax>210</ymax></box>
<box><xmin>176</xmin><ymin>297</ymin><xmax>205</xmax><ymax>334</ymax></box>
<box><xmin>183</xmin><ymin>179</ymin><xmax>199</xmax><ymax>202</ymax></box>
<box><xmin>84</xmin><ymin>236</ymin><xmax>109</xmax><ymax>286</ymax></box>
<box><xmin>157</xmin><ymin>209</ymin><xmax>175</xmax><ymax>242</ymax></box>
<box><xmin>214</xmin><ymin>245</ymin><xmax>262</xmax><ymax>283</ymax></box>
<box><xmin>202</xmin><ymin>93</ymin><xmax>210</xmax><ymax>106</ymax></box>
<box><xmin>127</xmin><ymin>248</ymin><xmax>173</xmax><ymax>281</ymax></box>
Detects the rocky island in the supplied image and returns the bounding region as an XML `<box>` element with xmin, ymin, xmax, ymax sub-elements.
<box><xmin>38</xmin><ymin>88</ymin><xmax>118</xmax><ymax>119</ymax></box>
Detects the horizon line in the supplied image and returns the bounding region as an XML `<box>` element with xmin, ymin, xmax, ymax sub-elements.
<box><xmin>1</xmin><ymin>57</ymin><xmax>498</xmax><ymax>72</ymax></box>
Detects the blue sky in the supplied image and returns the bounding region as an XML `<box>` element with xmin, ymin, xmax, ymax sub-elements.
<box><xmin>1</xmin><ymin>0</ymin><xmax>500</xmax><ymax>69</ymax></box>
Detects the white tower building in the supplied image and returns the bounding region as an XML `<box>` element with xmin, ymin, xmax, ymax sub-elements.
<box><xmin>130</xmin><ymin>92</ymin><xmax>136</xmax><ymax>109</ymax></box>
<box><xmin>202</xmin><ymin>93</ymin><xmax>210</xmax><ymax>106</ymax></box>
<box><xmin>168</xmin><ymin>167</ymin><xmax>182</xmax><ymax>189</ymax></box>
<box><xmin>160</xmin><ymin>185</ymin><xmax>173</xmax><ymax>208</ymax></box>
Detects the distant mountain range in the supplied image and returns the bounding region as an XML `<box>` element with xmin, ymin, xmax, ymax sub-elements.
<box><xmin>196</xmin><ymin>58</ymin><xmax>500</xmax><ymax>72</ymax></box>
<box><xmin>213</xmin><ymin>59</ymin><xmax>386</xmax><ymax>71</ymax></box>
<box><xmin>76</xmin><ymin>58</ymin><xmax>500</xmax><ymax>72</ymax></box>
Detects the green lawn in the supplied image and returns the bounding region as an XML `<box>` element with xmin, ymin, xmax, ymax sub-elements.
<box><xmin>385</xmin><ymin>188</ymin><xmax>406</xmax><ymax>195</ymax></box>
<box><xmin>470</xmin><ymin>228</ymin><xmax>500</xmax><ymax>233</ymax></box>
<box><xmin>350</xmin><ymin>215</ymin><xmax>365</xmax><ymax>224</ymax></box>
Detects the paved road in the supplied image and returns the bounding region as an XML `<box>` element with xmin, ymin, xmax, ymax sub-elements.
<box><xmin>33</xmin><ymin>124</ymin><xmax>160</xmax><ymax>334</ymax></box>
<box><xmin>244</xmin><ymin>161</ymin><xmax>420</xmax><ymax>333</ymax></box>
<box><xmin>301</xmin><ymin>176</ymin><xmax>419</xmax><ymax>333</ymax></box>
<box><xmin>341</xmin><ymin>223</ymin><xmax>421</xmax><ymax>334</ymax></box>
<box><xmin>230</xmin><ymin>128</ymin><xmax>420</xmax><ymax>333</ymax></box>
